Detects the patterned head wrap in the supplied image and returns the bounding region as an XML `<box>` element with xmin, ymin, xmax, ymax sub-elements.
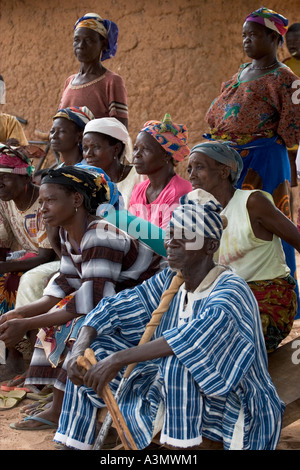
<box><xmin>74</xmin><ymin>12</ymin><xmax>119</xmax><ymax>61</ymax></box>
<box><xmin>53</xmin><ymin>106</ymin><xmax>94</xmax><ymax>129</ymax></box>
<box><xmin>139</xmin><ymin>113</ymin><xmax>190</xmax><ymax>162</ymax></box>
<box><xmin>0</xmin><ymin>144</ymin><xmax>39</xmax><ymax>176</ymax></box>
<box><xmin>169</xmin><ymin>189</ymin><xmax>225</xmax><ymax>248</ymax></box>
<box><xmin>41</xmin><ymin>165</ymin><xmax>119</xmax><ymax>214</ymax></box>
<box><xmin>83</xmin><ymin>117</ymin><xmax>132</xmax><ymax>162</ymax></box>
<box><xmin>190</xmin><ymin>141</ymin><xmax>243</xmax><ymax>185</ymax></box>
<box><xmin>245</xmin><ymin>7</ymin><xmax>289</xmax><ymax>44</ymax></box>
<box><xmin>76</xmin><ymin>162</ymin><xmax>121</xmax><ymax>213</ymax></box>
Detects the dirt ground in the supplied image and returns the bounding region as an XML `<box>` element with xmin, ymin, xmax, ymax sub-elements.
<box><xmin>1</xmin><ymin>242</ymin><xmax>300</xmax><ymax>451</ymax></box>
<box><xmin>0</xmin><ymin>323</ymin><xmax>300</xmax><ymax>451</ymax></box>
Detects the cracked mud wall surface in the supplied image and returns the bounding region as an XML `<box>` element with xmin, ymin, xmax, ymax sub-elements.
<box><xmin>0</xmin><ymin>0</ymin><xmax>299</xmax><ymax>175</ymax></box>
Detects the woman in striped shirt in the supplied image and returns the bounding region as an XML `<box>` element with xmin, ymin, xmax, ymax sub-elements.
<box><xmin>0</xmin><ymin>166</ymin><xmax>164</xmax><ymax>430</ymax></box>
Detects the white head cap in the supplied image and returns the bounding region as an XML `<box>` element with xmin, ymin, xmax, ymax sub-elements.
<box><xmin>83</xmin><ymin>117</ymin><xmax>132</xmax><ymax>162</ymax></box>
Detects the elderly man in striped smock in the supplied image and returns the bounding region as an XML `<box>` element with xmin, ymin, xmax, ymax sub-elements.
<box><xmin>54</xmin><ymin>190</ymin><xmax>284</xmax><ymax>451</ymax></box>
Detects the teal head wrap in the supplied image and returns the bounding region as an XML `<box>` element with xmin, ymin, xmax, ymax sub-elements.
<box><xmin>190</xmin><ymin>141</ymin><xmax>243</xmax><ymax>185</ymax></box>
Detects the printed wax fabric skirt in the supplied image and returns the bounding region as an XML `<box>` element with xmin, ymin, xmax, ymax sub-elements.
<box><xmin>25</xmin><ymin>294</ymin><xmax>85</xmax><ymax>391</ymax></box>
<box><xmin>0</xmin><ymin>252</ymin><xmax>37</xmax><ymax>315</ymax></box>
<box><xmin>248</xmin><ymin>275</ymin><xmax>297</xmax><ymax>353</ymax></box>
<box><xmin>0</xmin><ymin>271</ymin><xmax>22</xmax><ymax>315</ymax></box>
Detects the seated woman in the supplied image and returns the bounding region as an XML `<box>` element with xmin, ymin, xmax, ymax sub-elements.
<box><xmin>80</xmin><ymin>117</ymin><xmax>167</xmax><ymax>255</ymax></box>
<box><xmin>187</xmin><ymin>141</ymin><xmax>300</xmax><ymax>352</ymax></box>
<box><xmin>50</xmin><ymin>106</ymin><xmax>94</xmax><ymax>166</ymax></box>
<box><xmin>59</xmin><ymin>12</ymin><xmax>128</xmax><ymax>128</ymax></box>
<box><xmin>0</xmin><ymin>166</ymin><xmax>164</xmax><ymax>429</ymax></box>
<box><xmin>44</xmin><ymin>105</ymin><xmax>95</xmax><ymax>258</ymax></box>
<box><xmin>81</xmin><ymin>117</ymin><xmax>144</xmax><ymax>209</ymax></box>
<box><xmin>15</xmin><ymin>107</ymin><xmax>96</xmax><ymax>312</ymax></box>
<box><xmin>0</xmin><ymin>145</ymin><xmax>56</xmax><ymax>380</ymax></box>
<box><xmin>129</xmin><ymin>113</ymin><xmax>192</xmax><ymax>229</ymax></box>
<box><xmin>49</xmin><ymin>115</ymin><xmax>165</xmax><ymax>258</ymax></box>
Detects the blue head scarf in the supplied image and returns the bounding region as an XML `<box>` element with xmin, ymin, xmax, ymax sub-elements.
<box><xmin>75</xmin><ymin>163</ymin><xmax>121</xmax><ymax>214</ymax></box>
<box><xmin>74</xmin><ymin>13</ymin><xmax>118</xmax><ymax>61</ymax></box>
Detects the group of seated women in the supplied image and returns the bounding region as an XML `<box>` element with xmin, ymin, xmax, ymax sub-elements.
<box><xmin>0</xmin><ymin>6</ymin><xmax>299</xmax><ymax>448</ymax></box>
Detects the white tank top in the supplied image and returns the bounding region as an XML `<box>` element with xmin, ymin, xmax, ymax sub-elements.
<box><xmin>217</xmin><ymin>189</ymin><xmax>290</xmax><ymax>282</ymax></box>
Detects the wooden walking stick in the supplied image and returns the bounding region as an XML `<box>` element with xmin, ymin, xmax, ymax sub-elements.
<box><xmin>93</xmin><ymin>272</ymin><xmax>184</xmax><ymax>450</ymax></box>
<box><xmin>77</xmin><ymin>348</ymin><xmax>138</xmax><ymax>450</ymax></box>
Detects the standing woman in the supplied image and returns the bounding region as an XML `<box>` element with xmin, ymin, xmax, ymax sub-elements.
<box><xmin>0</xmin><ymin>166</ymin><xmax>163</xmax><ymax>429</ymax></box>
<box><xmin>205</xmin><ymin>7</ymin><xmax>300</xmax><ymax>309</ymax></box>
<box><xmin>50</xmin><ymin>106</ymin><xmax>94</xmax><ymax>167</ymax></box>
<box><xmin>129</xmin><ymin>114</ymin><xmax>192</xmax><ymax>229</ymax></box>
<box><xmin>205</xmin><ymin>7</ymin><xmax>300</xmax><ymax>215</ymax></box>
<box><xmin>59</xmin><ymin>12</ymin><xmax>128</xmax><ymax>128</ymax></box>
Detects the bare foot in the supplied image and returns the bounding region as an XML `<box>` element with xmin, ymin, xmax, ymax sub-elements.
<box><xmin>20</xmin><ymin>400</ymin><xmax>52</xmax><ymax>416</ymax></box>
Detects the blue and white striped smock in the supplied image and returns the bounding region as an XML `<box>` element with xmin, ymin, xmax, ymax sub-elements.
<box><xmin>55</xmin><ymin>267</ymin><xmax>284</xmax><ymax>450</ymax></box>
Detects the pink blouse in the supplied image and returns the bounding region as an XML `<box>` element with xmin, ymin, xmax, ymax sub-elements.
<box><xmin>129</xmin><ymin>174</ymin><xmax>192</xmax><ymax>229</ymax></box>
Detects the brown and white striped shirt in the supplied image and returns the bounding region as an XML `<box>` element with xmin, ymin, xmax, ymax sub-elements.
<box><xmin>44</xmin><ymin>219</ymin><xmax>165</xmax><ymax>317</ymax></box>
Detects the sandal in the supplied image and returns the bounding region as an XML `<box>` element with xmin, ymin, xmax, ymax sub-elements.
<box><xmin>26</xmin><ymin>385</ymin><xmax>53</xmax><ymax>401</ymax></box>
<box><xmin>0</xmin><ymin>384</ymin><xmax>31</xmax><ymax>392</ymax></box>
<box><xmin>26</xmin><ymin>391</ymin><xmax>53</xmax><ymax>401</ymax></box>
<box><xmin>10</xmin><ymin>415</ymin><xmax>57</xmax><ymax>431</ymax></box>
<box><xmin>0</xmin><ymin>390</ymin><xmax>27</xmax><ymax>410</ymax></box>
<box><xmin>4</xmin><ymin>373</ymin><xmax>26</xmax><ymax>387</ymax></box>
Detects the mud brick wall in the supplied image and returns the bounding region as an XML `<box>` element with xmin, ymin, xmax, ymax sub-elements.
<box><xmin>1</xmin><ymin>0</ymin><xmax>299</xmax><ymax>176</ymax></box>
